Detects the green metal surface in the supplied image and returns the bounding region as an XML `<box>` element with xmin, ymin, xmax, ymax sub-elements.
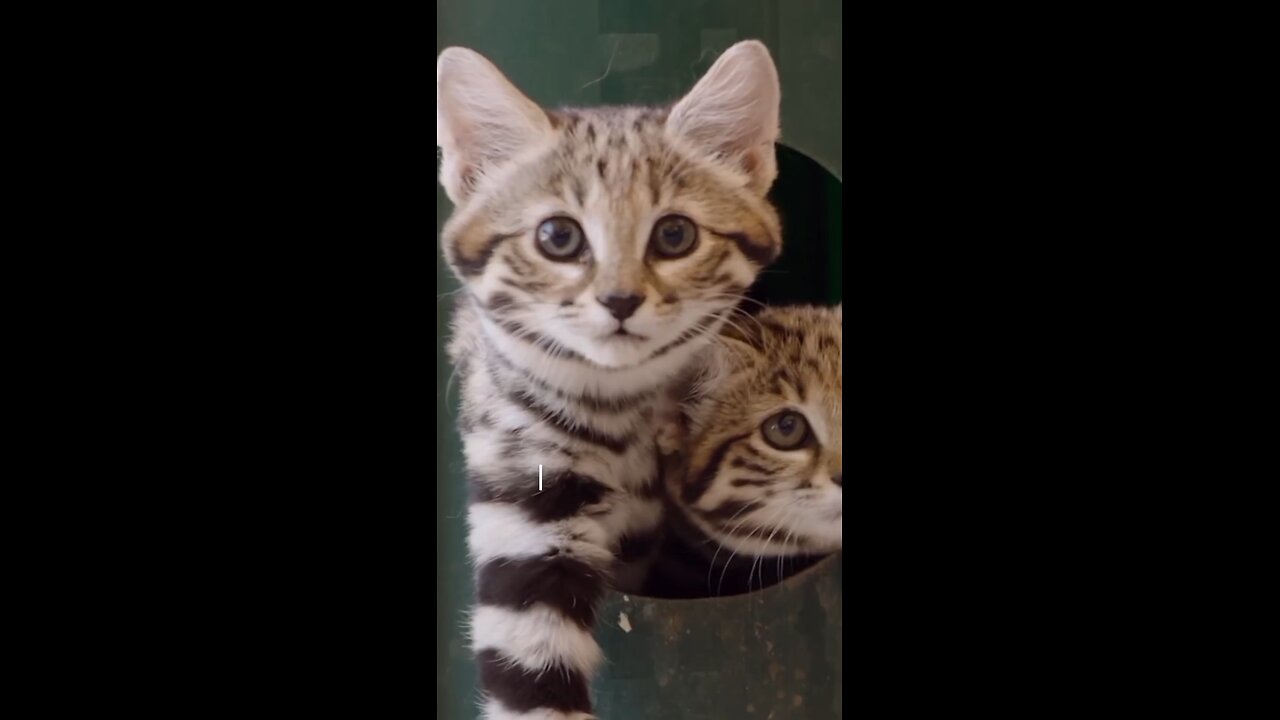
<box><xmin>595</xmin><ymin>556</ymin><xmax>843</xmax><ymax>719</ymax></box>
<box><xmin>437</xmin><ymin>3</ymin><xmax>843</xmax><ymax>718</ymax></box>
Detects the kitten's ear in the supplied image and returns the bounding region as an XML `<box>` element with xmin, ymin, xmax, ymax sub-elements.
<box><xmin>667</xmin><ymin>41</ymin><xmax>781</xmax><ymax>195</ymax></box>
<box><xmin>437</xmin><ymin>48</ymin><xmax>552</xmax><ymax>204</ymax></box>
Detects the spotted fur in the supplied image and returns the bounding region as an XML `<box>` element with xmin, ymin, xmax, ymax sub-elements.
<box><xmin>438</xmin><ymin>41</ymin><xmax>782</xmax><ymax>719</ymax></box>
<box><xmin>653</xmin><ymin>305</ymin><xmax>843</xmax><ymax>596</ymax></box>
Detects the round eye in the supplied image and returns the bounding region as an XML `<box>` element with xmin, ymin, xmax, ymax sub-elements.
<box><xmin>650</xmin><ymin>215</ymin><xmax>698</xmax><ymax>258</ymax></box>
<box><xmin>536</xmin><ymin>218</ymin><xmax>586</xmax><ymax>260</ymax></box>
<box><xmin>761</xmin><ymin>411</ymin><xmax>810</xmax><ymax>450</ymax></box>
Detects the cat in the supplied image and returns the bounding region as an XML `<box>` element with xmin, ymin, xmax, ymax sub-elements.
<box><xmin>650</xmin><ymin>304</ymin><xmax>843</xmax><ymax>598</ymax></box>
<box><xmin>437</xmin><ymin>41</ymin><xmax>783</xmax><ymax>719</ymax></box>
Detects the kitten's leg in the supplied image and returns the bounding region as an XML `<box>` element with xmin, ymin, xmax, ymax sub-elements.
<box><xmin>467</xmin><ymin>470</ymin><xmax>615</xmax><ymax>720</ymax></box>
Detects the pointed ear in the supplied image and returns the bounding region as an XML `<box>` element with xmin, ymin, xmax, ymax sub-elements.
<box><xmin>436</xmin><ymin>48</ymin><xmax>552</xmax><ymax>204</ymax></box>
<box><xmin>667</xmin><ymin>40</ymin><xmax>781</xmax><ymax>195</ymax></box>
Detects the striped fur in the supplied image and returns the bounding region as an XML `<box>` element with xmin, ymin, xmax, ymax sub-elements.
<box><xmin>438</xmin><ymin>42</ymin><xmax>782</xmax><ymax>718</ymax></box>
<box><xmin>660</xmin><ymin>305</ymin><xmax>843</xmax><ymax>581</ymax></box>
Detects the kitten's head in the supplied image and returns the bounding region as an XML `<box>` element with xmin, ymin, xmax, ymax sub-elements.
<box><xmin>670</xmin><ymin>305</ymin><xmax>843</xmax><ymax>556</ymax></box>
<box><xmin>437</xmin><ymin>42</ymin><xmax>782</xmax><ymax>370</ymax></box>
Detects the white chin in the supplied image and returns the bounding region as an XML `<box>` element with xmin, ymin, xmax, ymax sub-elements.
<box><xmin>580</xmin><ymin>340</ymin><xmax>652</xmax><ymax>369</ymax></box>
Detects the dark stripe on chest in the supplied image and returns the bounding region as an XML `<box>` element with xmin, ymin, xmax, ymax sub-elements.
<box><xmin>508</xmin><ymin>389</ymin><xmax>632</xmax><ymax>454</ymax></box>
<box><xmin>494</xmin><ymin>318</ymin><xmax>586</xmax><ymax>362</ymax></box>
<box><xmin>487</xmin><ymin>341</ymin><xmax>657</xmax><ymax>412</ymax></box>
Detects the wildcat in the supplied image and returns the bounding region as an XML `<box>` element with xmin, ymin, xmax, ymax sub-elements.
<box><xmin>650</xmin><ymin>304</ymin><xmax>843</xmax><ymax>598</ymax></box>
<box><xmin>437</xmin><ymin>41</ymin><xmax>783</xmax><ymax>718</ymax></box>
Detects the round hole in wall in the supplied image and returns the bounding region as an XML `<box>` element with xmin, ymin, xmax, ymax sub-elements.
<box><xmin>634</xmin><ymin>144</ymin><xmax>843</xmax><ymax>601</ymax></box>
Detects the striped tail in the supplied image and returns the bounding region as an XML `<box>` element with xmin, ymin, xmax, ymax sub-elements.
<box><xmin>467</xmin><ymin>474</ymin><xmax>615</xmax><ymax>719</ymax></box>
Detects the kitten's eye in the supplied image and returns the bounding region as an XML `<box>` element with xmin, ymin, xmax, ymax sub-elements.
<box><xmin>650</xmin><ymin>215</ymin><xmax>698</xmax><ymax>258</ymax></box>
<box><xmin>536</xmin><ymin>218</ymin><xmax>586</xmax><ymax>260</ymax></box>
<box><xmin>761</xmin><ymin>411</ymin><xmax>810</xmax><ymax>450</ymax></box>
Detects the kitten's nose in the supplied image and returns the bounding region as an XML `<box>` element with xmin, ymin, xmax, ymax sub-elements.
<box><xmin>598</xmin><ymin>292</ymin><xmax>644</xmax><ymax>320</ymax></box>
<box><xmin>832</xmin><ymin>472</ymin><xmax>843</xmax><ymax>487</ymax></box>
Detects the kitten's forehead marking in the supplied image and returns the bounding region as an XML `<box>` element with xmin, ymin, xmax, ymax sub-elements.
<box><xmin>546</xmin><ymin>108</ymin><xmax>675</xmax><ymax>276</ymax></box>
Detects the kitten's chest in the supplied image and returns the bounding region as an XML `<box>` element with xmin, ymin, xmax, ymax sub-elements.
<box><xmin>459</xmin><ymin>352</ymin><xmax>663</xmax><ymax>507</ymax></box>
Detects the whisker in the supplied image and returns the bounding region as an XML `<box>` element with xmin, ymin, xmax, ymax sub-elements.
<box><xmin>706</xmin><ymin>502</ymin><xmax>759</xmax><ymax>593</ymax></box>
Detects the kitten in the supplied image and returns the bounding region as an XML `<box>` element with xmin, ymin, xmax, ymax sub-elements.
<box><xmin>652</xmin><ymin>304</ymin><xmax>843</xmax><ymax>598</ymax></box>
<box><xmin>438</xmin><ymin>42</ymin><xmax>783</xmax><ymax>718</ymax></box>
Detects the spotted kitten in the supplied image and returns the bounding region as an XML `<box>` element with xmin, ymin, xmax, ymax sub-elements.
<box><xmin>652</xmin><ymin>304</ymin><xmax>843</xmax><ymax>597</ymax></box>
<box><xmin>438</xmin><ymin>42</ymin><xmax>783</xmax><ymax>719</ymax></box>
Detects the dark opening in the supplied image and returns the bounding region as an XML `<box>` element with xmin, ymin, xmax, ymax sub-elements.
<box><xmin>750</xmin><ymin>143</ymin><xmax>843</xmax><ymax>307</ymax></box>
<box><xmin>644</xmin><ymin>144</ymin><xmax>843</xmax><ymax>599</ymax></box>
